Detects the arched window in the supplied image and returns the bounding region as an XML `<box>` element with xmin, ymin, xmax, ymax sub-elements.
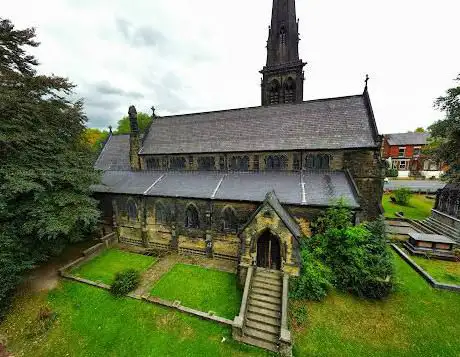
<box><xmin>266</xmin><ymin>155</ymin><xmax>288</xmax><ymax>170</ymax></box>
<box><xmin>155</xmin><ymin>202</ymin><xmax>168</xmax><ymax>224</ymax></box>
<box><xmin>127</xmin><ymin>200</ymin><xmax>137</xmax><ymax>222</ymax></box>
<box><xmin>280</xmin><ymin>26</ymin><xmax>287</xmax><ymax>45</ymax></box>
<box><xmin>185</xmin><ymin>204</ymin><xmax>199</xmax><ymax>229</ymax></box>
<box><xmin>222</xmin><ymin>207</ymin><xmax>238</xmax><ymax>232</ymax></box>
<box><xmin>320</xmin><ymin>155</ymin><xmax>330</xmax><ymax>169</ymax></box>
<box><xmin>268</xmin><ymin>79</ymin><xmax>280</xmax><ymax>105</ymax></box>
<box><xmin>304</xmin><ymin>154</ymin><xmax>330</xmax><ymax>170</ymax></box>
<box><xmin>284</xmin><ymin>77</ymin><xmax>295</xmax><ymax>103</ymax></box>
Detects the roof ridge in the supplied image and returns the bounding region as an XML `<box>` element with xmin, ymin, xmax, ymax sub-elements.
<box><xmin>151</xmin><ymin>93</ymin><xmax>364</xmax><ymax>121</ymax></box>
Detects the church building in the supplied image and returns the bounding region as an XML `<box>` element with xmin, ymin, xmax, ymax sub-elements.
<box><xmin>94</xmin><ymin>0</ymin><xmax>384</xmax><ymax>279</ymax></box>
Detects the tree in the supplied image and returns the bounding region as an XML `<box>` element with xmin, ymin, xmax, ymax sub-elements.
<box><xmin>428</xmin><ymin>75</ymin><xmax>460</xmax><ymax>183</ymax></box>
<box><xmin>115</xmin><ymin>112</ymin><xmax>153</xmax><ymax>134</ymax></box>
<box><xmin>414</xmin><ymin>127</ymin><xmax>425</xmax><ymax>133</ymax></box>
<box><xmin>0</xmin><ymin>19</ymin><xmax>100</xmax><ymax>317</ymax></box>
<box><xmin>82</xmin><ymin>128</ymin><xmax>109</xmax><ymax>153</ymax></box>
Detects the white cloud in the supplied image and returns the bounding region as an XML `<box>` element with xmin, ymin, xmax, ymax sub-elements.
<box><xmin>2</xmin><ymin>0</ymin><xmax>459</xmax><ymax>133</ymax></box>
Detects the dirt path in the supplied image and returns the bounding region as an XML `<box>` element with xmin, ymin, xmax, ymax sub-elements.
<box><xmin>18</xmin><ymin>240</ymin><xmax>96</xmax><ymax>294</ymax></box>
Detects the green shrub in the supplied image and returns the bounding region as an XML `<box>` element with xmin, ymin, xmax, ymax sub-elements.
<box><xmin>311</xmin><ymin>199</ymin><xmax>352</xmax><ymax>235</ymax></box>
<box><xmin>290</xmin><ymin>304</ymin><xmax>308</xmax><ymax>326</ymax></box>
<box><xmin>385</xmin><ymin>168</ymin><xmax>398</xmax><ymax>177</ymax></box>
<box><xmin>110</xmin><ymin>269</ymin><xmax>141</xmax><ymax>297</ymax></box>
<box><xmin>393</xmin><ymin>187</ymin><xmax>412</xmax><ymax>205</ymax></box>
<box><xmin>290</xmin><ymin>247</ymin><xmax>332</xmax><ymax>301</ymax></box>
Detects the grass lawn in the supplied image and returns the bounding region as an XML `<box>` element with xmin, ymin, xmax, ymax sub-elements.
<box><xmin>291</xmin><ymin>251</ymin><xmax>460</xmax><ymax>357</ymax></box>
<box><xmin>0</xmin><ymin>282</ymin><xmax>270</xmax><ymax>357</ymax></box>
<box><xmin>409</xmin><ymin>254</ymin><xmax>460</xmax><ymax>285</ymax></box>
<box><xmin>382</xmin><ymin>193</ymin><xmax>434</xmax><ymax>220</ymax></box>
<box><xmin>71</xmin><ymin>249</ymin><xmax>155</xmax><ymax>285</ymax></box>
<box><xmin>150</xmin><ymin>264</ymin><xmax>242</xmax><ymax>319</ymax></box>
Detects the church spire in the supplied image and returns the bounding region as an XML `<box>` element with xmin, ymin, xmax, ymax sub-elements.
<box><xmin>261</xmin><ymin>0</ymin><xmax>306</xmax><ymax>106</ymax></box>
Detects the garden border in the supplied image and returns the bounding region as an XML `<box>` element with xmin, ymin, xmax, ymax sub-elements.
<box><xmin>59</xmin><ymin>242</ymin><xmax>234</xmax><ymax>327</ymax></box>
<box><xmin>391</xmin><ymin>244</ymin><xmax>460</xmax><ymax>292</ymax></box>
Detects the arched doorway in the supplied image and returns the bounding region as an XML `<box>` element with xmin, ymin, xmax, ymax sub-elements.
<box><xmin>256</xmin><ymin>230</ymin><xmax>281</xmax><ymax>270</ymax></box>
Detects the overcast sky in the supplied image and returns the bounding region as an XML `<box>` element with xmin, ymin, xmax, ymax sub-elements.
<box><xmin>2</xmin><ymin>0</ymin><xmax>459</xmax><ymax>134</ymax></box>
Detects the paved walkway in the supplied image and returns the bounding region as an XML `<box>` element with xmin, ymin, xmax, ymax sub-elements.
<box><xmin>134</xmin><ymin>253</ymin><xmax>237</xmax><ymax>296</ymax></box>
<box><xmin>385</xmin><ymin>180</ymin><xmax>445</xmax><ymax>192</ymax></box>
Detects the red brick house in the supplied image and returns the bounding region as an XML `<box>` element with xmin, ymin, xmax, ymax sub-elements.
<box><xmin>382</xmin><ymin>133</ymin><xmax>442</xmax><ymax>178</ymax></box>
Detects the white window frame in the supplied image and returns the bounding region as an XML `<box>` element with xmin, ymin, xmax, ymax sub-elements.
<box><xmin>398</xmin><ymin>147</ymin><xmax>406</xmax><ymax>158</ymax></box>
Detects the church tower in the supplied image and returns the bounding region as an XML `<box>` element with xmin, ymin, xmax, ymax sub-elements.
<box><xmin>261</xmin><ymin>0</ymin><xmax>306</xmax><ymax>106</ymax></box>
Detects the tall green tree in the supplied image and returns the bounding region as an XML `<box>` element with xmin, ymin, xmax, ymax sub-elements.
<box><xmin>115</xmin><ymin>112</ymin><xmax>153</xmax><ymax>134</ymax></box>
<box><xmin>428</xmin><ymin>75</ymin><xmax>460</xmax><ymax>183</ymax></box>
<box><xmin>0</xmin><ymin>19</ymin><xmax>100</xmax><ymax>316</ymax></box>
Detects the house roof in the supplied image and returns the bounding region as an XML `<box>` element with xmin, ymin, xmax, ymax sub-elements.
<box><xmin>92</xmin><ymin>170</ymin><xmax>360</xmax><ymax>208</ymax></box>
<box><xmin>239</xmin><ymin>191</ymin><xmax>302</xmax><ymax>239</ymax></box>
<box><xmin>138</xmin><ymin>94</ymin><xmax>379</xmax><ymax>155</ymax></box>
<box><xmin>385</xmin><ymin>132</ymin><xmax>430</xmax><ymax>146</ymax></box>
<box><xmin>94</xmin><ymin>134</ymin><xmax>131</xmax><ymax>171</ymax></box>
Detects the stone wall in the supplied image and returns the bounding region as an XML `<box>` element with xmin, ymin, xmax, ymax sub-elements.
<box><xmin>343</xmin><ymin>148</ymin><xmax>385</xmax><ymax>221</ymax></box>
<box><xmin>140</xmin><ymin>150</ymin><xmax>343</xmax><ymax>172</ymax></box>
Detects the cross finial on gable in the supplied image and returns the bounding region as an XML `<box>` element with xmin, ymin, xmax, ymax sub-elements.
<box><xmin>365</xmin><ymin>74</ymin><xmax>370</xmax><ymax>90</ymax></box>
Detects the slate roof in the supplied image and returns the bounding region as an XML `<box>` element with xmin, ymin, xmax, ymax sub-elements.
<box><xmin>139</xmin><ymin>94</ymin><xmax>379</xmax><ymax>155</ymax></box>
<box><xmin>94</xmin><ymin>135</ymin><xmax>131</xmax><ymax>171</ymax></box>
<box><xmin>409</xmin><ymin>232</ymin><xmax>456</xmax><ymax>244</ymax></box>
<box><xmin>264</xmin><ymin>191</ymin><xmax>302</xmax><ymax>238</ymax></box>
<box><xmin>92</xmin><ymin>170</ymin><xmax>360</xmax><ymax>208</ymax></box>
<box><xmin>385</xmin><ymin>132</ymin><xmax>430</xmax><ymax>146</ymax></box>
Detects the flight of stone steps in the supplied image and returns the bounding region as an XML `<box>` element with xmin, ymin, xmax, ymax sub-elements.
<box><xmin>242</xmin><ymin>269</ymin><xmax>282</xmax><ymax>352</ymax></box>
<box><xmin>412</xmin><ymin>216</ymin><xmax>460</xmax><ymax>241</ymax></box>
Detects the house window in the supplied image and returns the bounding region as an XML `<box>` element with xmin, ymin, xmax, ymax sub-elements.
<box><xmin>229</xmin><ymin>156</ymin><xmax>249</xmax><ymax>171</ymax></box>
<box><xmin>127</xmin><ymin>200</ymin><xmax>137</xmax><ymax>222</ymax></box>
<box><xmin>170</xmin><ymin>157</ymin><xmax>186</xmax><ymax>170</ymax></box>
<box><xmin>304</xmin><ymin>154</ymin><xmax>330</xmax><ymax>170</ymax></box>
<box><xmin>268</xmin><ymin>79</ymin><xmax>280</xmax><ymax>105</ymax></box>
<box><xmin>198</xmin><ymin>156</ymin><xmax>215</xmax><ymax>171</ymax></box>
<box><xmin>146</xmin><ymin>158</ymin><xmax>161</xmax><ymax>170</ymax></box>
<box><xmin>222</xmin><ymin>207</ymin><xmax>238</xmax><ymax>232</ymax></box>
<box><xmin>399</xmin><ymin>160</ymin><xmax>407</xmax><ymax>170</ymax></box>
<box><xmin>266</xmin><ymin>155</ymin><xmax>288</xmax><ymax>170</ymax></box>
<box><xmin>398</xmin><ymin>147</ymin><xmax>406</xmax><ymax>157</ymax></box>
<box><xmin>219</xmin><ymin>156</ymin><xmax>225</xmax><ymax>171</ymax></box>
<box><xmin>155</xmin><ymin>202</ymin><xmax>168</xmax><ymax>224</ymax></box>
<box><xmin>185</xmin><ymin>205</ymin><xmax>199</xmax><ymax>228</ymax></box>
<box><xmin>413</xmin><ymin>147</ymin><xmax>421</xmax><ymax>156</ymax></box>
<box><xmin>293</xmin><ymin>153</ymin><xmax>300</xmax><ymax>170</ymax></box>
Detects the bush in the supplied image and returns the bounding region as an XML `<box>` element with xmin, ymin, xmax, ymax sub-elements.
<box><xmin>290</xmin><ymin>304</ymin><xmax>308</xmax><ymax>326</ymax></box>
<box><xmin>110</xmin><ymin>269</ymin><xmax>141</xmax><ymax>297</ymax></box>
<box><xmin>393</xmin><ymin>187</ymin><xmax>412</xmax><ymax>205</ymax></box>
<box><xmin>326</xmin><ymin>225</ymin><xmax>393</xmax><ymax>299</ymax></box>
<box><xmin>385</xmin><ymin>168</ymin><xmax>398</xmax><ymax>177</ymax></box>
<box><xmin>290</xmin><ymin>247</ymin><xmax>332</xmax><ymax>301</ymax></box>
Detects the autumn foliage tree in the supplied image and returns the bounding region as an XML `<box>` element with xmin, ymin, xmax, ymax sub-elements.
<box><xmin>0</xmin><ymin>19</ymin><xmax>100</xmax><ymax>316</ymax></box>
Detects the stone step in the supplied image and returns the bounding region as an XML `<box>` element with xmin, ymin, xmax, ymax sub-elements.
<box><xmin>255</xmin><ymin>270</ymin><xmax>282</xmax><ymax>280</ymax></box>
<box><xmin>252</xmin><ymin>281</ymin><xmax>282</xmax><ymax>292</ymax></box>
<box><xmin>424</xmin><ymin>218</ymin><xmax>458</xmax><ymax>235</ymax></box>
<box><xmin>251</xmin><ymin>293</ymin><xmax>281</xmax><ymax>305</ymax></box>
<box><xmin>253</xmin><ymin>276</ymin><xmax>282</xmax><ymax>287</ymax></box>
<box><xmin>246</xmin><ymin>312</ymin><xmax>280</xmax><ymax>327</ymax></box>
<box><xmin>252</xmin><ymin>287</ymin><xmax>281</xmax><ymax>298</ymax></box>
<box><xmin>239</xmin><ymin>335</ymin><xmax>278</xmax><ymax>353</ymax></box>
<box><xmin>249</xmin><ymin>298</ymin><xmax>280</xmax><ymax>312</ymax></box>
<box><xmin>244</xmin><ymin>326</ymin><xmax>279</xmax><ymax>344</ymax></box>
<box><xmin>248</xmin><ymin>305</ymin><xmax>281</xmax><ymax>319</ymax></box>
<box><xmin>246</xmin><ymin>319</ymin><xmax>280</xmax><ymax>335</ymax></box>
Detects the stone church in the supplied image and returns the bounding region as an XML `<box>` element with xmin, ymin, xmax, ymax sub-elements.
<box><xmin>94</xmin><ymin>0</ymin><xmax>384</xmax><ymax>279</ymax></box>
